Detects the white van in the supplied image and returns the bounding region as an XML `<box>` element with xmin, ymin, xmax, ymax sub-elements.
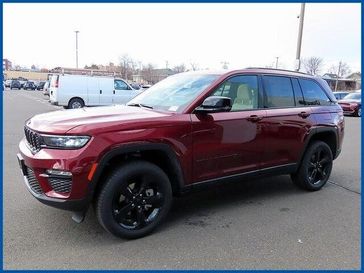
<box><xmin>49</xmin><ymin>74</ymin><xmax>142</xmax><ymax>109</ymax></box>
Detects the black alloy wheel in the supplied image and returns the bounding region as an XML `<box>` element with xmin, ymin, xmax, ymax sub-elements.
<box><xmin>291</xmin><ymin>141</ymin><xmax>333</xmax><ymax>191</ymax></box>
<box><xmin>96</xmin><ymin>161</ymin><xmax>172</xmax><ymax>239</ymax></box>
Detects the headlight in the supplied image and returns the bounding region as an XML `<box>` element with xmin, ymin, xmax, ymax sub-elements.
<box><xmin>41</xmin><ymin>135</ymin><xmax>90</xmax><ymax>149</ymax></box>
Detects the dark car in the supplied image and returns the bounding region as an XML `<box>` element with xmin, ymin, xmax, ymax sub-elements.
<box><xmin>10</xmin><ymin>80</ymin><xmax>21</xmax><ymax>90</ymax></box>
<box><xmin>36</xmin><ymin>81</ymin><xmax>46</xmax><ymax>90</ymax></box>
<box><xmin>23</xmin><ymin>81</ymin><xmax>37</xmax><ymax>90</ymax></box>
<box><xmin>17</xmin><ymin>68</ymin><xmax>344</xmax><ymax>239</ymax></box>
<box><xmin>338</xmin><ymin>92</ymin><xmax>361</xmax><ymax>117</ymax></box>
<box><xmin>333</xmin><ymin>91</ymin><xmax>349</xmax><ymax>100</ymax></box>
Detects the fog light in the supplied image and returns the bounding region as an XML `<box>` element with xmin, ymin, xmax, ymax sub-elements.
<box><xmin>46</xmin><ymin>169</ymin><xmax>72</xmax><ymax>177</ymax></box>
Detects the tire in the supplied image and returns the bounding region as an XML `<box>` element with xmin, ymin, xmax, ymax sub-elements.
<box><xmin>96</xmin><ymin>161</ymin><xmax>172</xmax><ymax>239</ymax></box>
<box><xmin>356</xmin><ymin>107</ymin><xmax>361</xmax><ymax>117</ymax></box>
<box><xmin>291</xmin><ymin>141</ymin><xmax>333</xmax><ymax>191</ymax></box>
<box><xmin>68</xmin><ymin>98</ymin><xmax>84</xmax><ymax>109</ymax></box>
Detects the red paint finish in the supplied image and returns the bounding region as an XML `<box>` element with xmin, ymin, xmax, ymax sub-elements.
<box><xmin>18</xmin><ymin>69</ymin><xmax>344</xmax><ymax>211</ymax></box>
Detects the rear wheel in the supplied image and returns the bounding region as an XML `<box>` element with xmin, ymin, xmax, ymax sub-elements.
<box><xmin>96</xmin><ymin>161</ymin><xmax>172</xmax><ymax>239</ymax></box>
<box><xmin>291</xmin><ymin>141</ymin><xmax>333</xmax><ymax>191</ymax></box>
<box><xmin>68</xmin><ymin>98</ymin><xmax>84</xmax><ymax>109</ymax></box>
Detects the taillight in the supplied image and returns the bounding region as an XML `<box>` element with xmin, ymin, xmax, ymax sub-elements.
<box><xmin>55</xmin><ymin>78</ymin><xmax>59</xmax><ymax>88</ymax></box>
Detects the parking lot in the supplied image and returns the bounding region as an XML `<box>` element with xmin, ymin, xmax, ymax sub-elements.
<box><xmin>3</xmin><ymin>90</ymin><xmax>360</xmax><ymax>269</ymax></box>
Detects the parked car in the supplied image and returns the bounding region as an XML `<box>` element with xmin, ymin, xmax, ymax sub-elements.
<box><xmin>23</xmin><ymin>81</ymin><xmax>37</xmax><ymax>90</ymax></box>
<box><xmin>141</xmin><ymin>84</ymin><xmax>152</xmax><ymax>90</ymax></box>
<box><xmin>338</xmin><ymin>91</ymin><xmax>361</xmax><ymax>117</ymax></box>
<box><xmin>10</xmin><ymin>80</ymin><xmax>21</xmax><ymax>90</ymax></box>
<box><xmin>17</xmin><ymin>77</ymin><xmax>28</xmax><ymax>88</ymax></box>
<box><xmin>49</xmin><ymin>74</ymin><xmax>141</xmax><ymax>109</ymax></box>
<box><xmin>43</xmin><ymin>81</ymin><xmax>50</xmax><ymax>96</ymax></box>
<box><xmin>5</xmin><ymin>79</ymin><xmax>12</xmax><ymax>88</ymax></box>
<box><xmin>333</xmin><ymin>91</ymin><xmax>349</xmax><ymax>100</ymax></box>
<box><xmin>36</xmin><ymin>81</ymin><xmax>46</xmax><ymax>90</ymax></box>
<box><xmin>17</xmin><ymin>68</ymin><xmax>344</xmax><ymax>239</ymax></box>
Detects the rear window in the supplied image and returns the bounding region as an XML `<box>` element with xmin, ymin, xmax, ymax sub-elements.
<box><xmin>263</xmin><ymin>76</ymin><xmax>295</xmax><ymax>108</ymax></box>
<box><xmin>299</xmin><ymin>79</ymin><xmax>331</xmax><ymax>106</ymax></box>
<box><xmin>50</xmin><ymin>75</ymin><xmax>59</xmax><ymax>88</ymax></box>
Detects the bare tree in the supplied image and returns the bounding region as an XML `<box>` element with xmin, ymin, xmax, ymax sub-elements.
<box><xmin>328</xmin><ymin>61</ymin><xmax>351</xmax><ymax>78</ymax></box>
<box><xmin>141</xmin><ymin>63</ymin><xmax>155</xmax><ymax>84</ymax></box>
<box><xmin>302</xmin><ymin>57</ymin><xmax>323</xmax><ymax>75</ymax></box>
<box><xmin>172</xmin><ymin>64</ymin><xmax>186</xmax><ymax>73</ymax></box>
<box><xmin>190</xmin><ymin>62</ymin><xmax>199</xmax><ymax>71</ymax></box>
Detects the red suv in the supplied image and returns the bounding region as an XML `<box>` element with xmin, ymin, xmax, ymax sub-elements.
<box><xmin>17</xmin><ymin>68</ymin><xmax>344</xmax><ymax>239</ymax></box>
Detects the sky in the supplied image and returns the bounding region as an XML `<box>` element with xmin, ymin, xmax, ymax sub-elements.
<box><xmin>3</xmin><ymin>3</ymin><xmax>361</xmax><ymax>74</ymax></box>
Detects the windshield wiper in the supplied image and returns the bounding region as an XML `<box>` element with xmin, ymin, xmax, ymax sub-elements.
<box><xmin>127</xmin><ymin>103</ymin><xmax>153</xmax><ymax>109</ymax></box>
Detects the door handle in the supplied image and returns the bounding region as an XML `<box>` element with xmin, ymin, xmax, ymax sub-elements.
<box><xmin>100</xmin><ymin>90</ymin><xmax>102</xmax><ymax>94</ymax></box>
<box><xmin>247</xmin><ymin>115</ymin><xmax>263</xmax><ymax>122</ymax></box>
<box><xmin>113</xmin><ymin>90</ymin><xmax>115</xmax><ymax>94</ymax></box>
<box><xmin>298</xmin><ymin>111</ymin><xmax>310</xmax><ymax>118</ymax></box>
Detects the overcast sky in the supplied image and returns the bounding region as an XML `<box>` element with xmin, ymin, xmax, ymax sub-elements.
<box><xmin>3</xmin><ymin>3</ymin><xmax>361</xmax><ymax>74</ymax></box>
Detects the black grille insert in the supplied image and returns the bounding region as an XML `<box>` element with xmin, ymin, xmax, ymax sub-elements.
<box><xmin>48</xmin><ymin>176</ymin><xmax>72</xmax><ymax>194</ymax></box>
<box><xmin>24</xmin><ymin>126</ymin><xmax>42</xmax><ymax>153</ymax></box>
<box><xmin>26</xmin><ymin>167</ymin><xmax>43</xmax><ymax>194</ymax></box>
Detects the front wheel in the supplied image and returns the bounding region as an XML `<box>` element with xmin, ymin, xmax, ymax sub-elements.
<box><xmin>96</xmin><ymin>161</ymin><xmax>172</xmax><ymax>239</ymax></box>
<box><xmin>291</xmin><ymin>141</ymin><xmax>333</xmax><ymax>191</ymax></box>
<box><xmin>356</xmin><ymin>107</ymin><xmax>361</xmax><ymax>117</ymax></box>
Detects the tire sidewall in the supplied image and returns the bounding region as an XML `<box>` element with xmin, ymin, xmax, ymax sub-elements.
<box><xmin>97</xmin><ymin>161</ymin><xmax>172</xmax><ymax>239</ymax></box>
<box><xmin>69</xmin><ymin>98</ymin><xmax>84</xmax><ymax>109</ymax></box>
<box><xmin>300</xmin><ymin>141</ymin><xmax>333</xmax><ymax>190</ymax></box>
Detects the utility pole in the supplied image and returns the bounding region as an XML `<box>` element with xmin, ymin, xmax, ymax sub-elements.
<box><xmin>75</xmin><ymin>30</ymin><xmax>79</xmax><ymax>69</ymax></box>
<box><xmin>275</xmin><ymin>57</ymin><xmax>279</xmax><ymax>69</ymax></box>
<box><xmin>165</xmin><ymin>60</ymin><xmax>169</xmax><ymax>69</ymax></box>
<box><xmin>295</xmin><ymin>3</ymin><xmax>305</xmax><ymax>71</ymax></box>
<box><xmin>334</xmin><ymin>61</ymin><xmax>342</xmax><ymax>92</ymax></box>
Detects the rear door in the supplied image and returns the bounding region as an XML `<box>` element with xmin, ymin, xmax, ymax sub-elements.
<box><xmin>260</xmin><ymin>76</ymin><xmax>315</xmax><ymax>169</ymax></box>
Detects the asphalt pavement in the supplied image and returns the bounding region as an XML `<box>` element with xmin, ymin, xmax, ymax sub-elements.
<box><xmin>3</xmin><ymin>90</ymin><xmax>361</xmax><ymax>269</ymax></box>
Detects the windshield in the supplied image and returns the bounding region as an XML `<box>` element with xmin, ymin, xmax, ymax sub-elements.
<box><xmin>343</xmin><ymin>92</ymin><xmax>361</xmax><ymax>100</ymax></box>
<box><xmin>128</xmin><ymin>73</ymin><xmax>219</xmax><ymax>112</ymax></box>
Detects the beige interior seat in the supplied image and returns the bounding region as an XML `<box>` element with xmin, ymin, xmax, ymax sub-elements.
<box><xmin>232</xmin><ymin>84</ymin><xmax>253</xmax><ymax>111</ymax></box>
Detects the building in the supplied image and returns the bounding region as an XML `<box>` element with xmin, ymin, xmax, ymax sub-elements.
<box><xmin>3</xmin><ymin>59</ymin><xmax>12</xmax><ymax>70</ymax></box>
<box><xmin>322</xmin><ymin>73</ymin><xmax>360</xmax><ymax>91</ymax></box>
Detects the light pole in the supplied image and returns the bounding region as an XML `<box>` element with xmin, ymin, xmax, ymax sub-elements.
<box><xmin>295</xmin><ymin>3</ymin><xmax>305</xmax><ymax>71</ymax></box>
<box><xmin>275</xmin><ymin>57</ymin><xmax>279</xmax><ymax>69</ymax></box>
<box><xmin>75</xmin><ymin>30</ymin><xmax>79</xmax><ymax>69</ymax></box>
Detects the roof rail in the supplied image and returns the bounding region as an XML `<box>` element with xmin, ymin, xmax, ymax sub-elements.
<box><xmin>246</xmin><ymin>67</ymin><xmax>310</xmax><ymax>76</ymax></box>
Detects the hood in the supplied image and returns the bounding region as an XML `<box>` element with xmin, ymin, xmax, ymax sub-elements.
<box><xmin>26</xmin><ymin>105</ymin><xmax>171</xmax><ymax>134</ymax></box>
<box><xmin>338</xmin><ymin>99</ymin><xmax>361</xmax><ymax>104</ymax></box>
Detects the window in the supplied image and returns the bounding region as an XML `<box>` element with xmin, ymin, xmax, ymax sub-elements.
<box><xmin>212</xmin><ymin>75</ymin><xmax>259</xmax><ymax>111</ymax></box>
<box><xmin>299</xmin><ymin>79</ymin><xmax>331</xmax><ymax>106</ymax></box>
<box><xmin>114</xmin><ymin>80</ymin><xmax>129</xmax><ymax>90</ymax></box>
<box><xmin>263</xmin><ymin>76</ymin><xmax>295</xmax><ymax>108</ymax></box>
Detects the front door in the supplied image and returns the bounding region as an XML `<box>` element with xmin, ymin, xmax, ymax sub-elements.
<box><xmin>191</xmin><ymin>75</ymin><xmax>266</xmax><ymax>182</ymax></box>
<box><xmin>113</xmin><ymin>80</ymin><xmax>140</xmax><ymax>104</ymax></box>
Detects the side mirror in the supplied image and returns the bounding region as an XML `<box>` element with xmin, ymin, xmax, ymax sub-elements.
<box><xmin>195</xmin><ymin>96</ymin><xmax>232</xmax><ymax>113</ymax></box>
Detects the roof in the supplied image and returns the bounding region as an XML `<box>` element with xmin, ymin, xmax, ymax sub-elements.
<box><xmin>178</xmin><ymin>68</ymin><xmax>315</xmax><ymax>78</ymax></box>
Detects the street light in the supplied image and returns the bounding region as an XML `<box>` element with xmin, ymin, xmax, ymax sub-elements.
<box><xmin>295</xmin><ymin>3</ymin><xmax>305</xmax><ymax>71</ymax></box>
<box><xmin>75</xmin><ymin>30</ymin><xmax>79</xmax><ymax>69</ymax></box>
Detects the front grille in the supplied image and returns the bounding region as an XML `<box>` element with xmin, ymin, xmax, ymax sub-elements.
<box><xmin>26</xmin><ymin>167</ymin><xmax>43</xmax><ymax>194</ymax></box>
<box><xmin>24</xmin><ymin>126</ymin><xmax>42</xmax><ymax>153</ymax></box>
<box><xmin>48</xmin><ymin>176</ymin><xmax>72</xmax><ymax>193</ymax></box>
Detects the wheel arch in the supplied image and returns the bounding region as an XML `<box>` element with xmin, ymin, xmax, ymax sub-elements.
<box><xmin>90</xmin><ymin>143</ymin><xmax>186</xmax><ymax>200</ymax></box>
<box><xmin>68</xmin><ymin>97</ymin><xmax>85</xmax><ymax>108</ymax></box>
<box><xmin>299</xmin><ymin>127</ymin><xmax>339</xmax><ymax>163</ymax></box>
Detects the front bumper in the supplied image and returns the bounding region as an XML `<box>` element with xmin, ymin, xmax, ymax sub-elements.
<box><xmin>17</xmin><ymin>139</ymin><xmax>96</xmax><ymax>212</ymax></box>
